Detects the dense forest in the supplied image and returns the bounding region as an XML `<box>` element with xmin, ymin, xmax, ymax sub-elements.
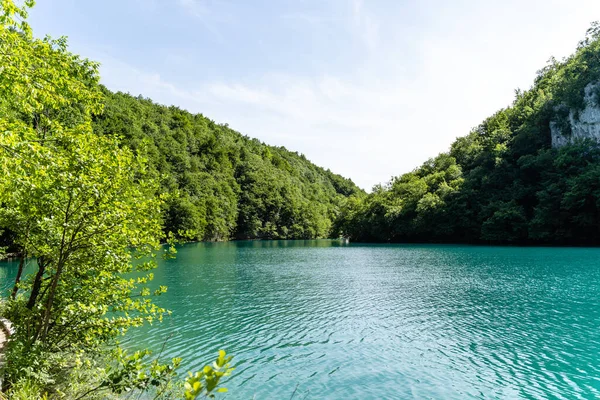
<box><xmin>93</xmin><ymin>89</ymin><xmax>362</xmax><ymax>242</ymax></box>
<box><xmin>334</xmin><ymin>23</ymin><xmax>600</xmax><ymax>245</ymax></box>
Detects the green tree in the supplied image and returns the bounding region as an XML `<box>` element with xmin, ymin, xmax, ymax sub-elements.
<box><xmin>0</xmin><ymin>1</ymin><xmax>178</xmax><ymax>397</ymax></box>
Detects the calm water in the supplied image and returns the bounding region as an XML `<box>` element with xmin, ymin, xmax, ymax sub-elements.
<box><xmin>2</xmin><ymin>241</ymin><xmax>600</xmax><ymax>399</ymax></box>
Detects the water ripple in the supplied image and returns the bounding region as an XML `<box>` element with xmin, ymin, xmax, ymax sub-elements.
<box><xmin>113</xmin><ymin>242</ymin><xmax>600</xmax><ymax>399</ymax></box>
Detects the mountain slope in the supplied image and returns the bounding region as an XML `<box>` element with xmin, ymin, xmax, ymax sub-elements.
<box><xmin>92</xmin><ymin>89</ymin><xmax>363</xmax><ymax>241</ymax></box>
<box><xmin>334</xmin><ymin>24</ymin><xmax>600</xmax><ymax>245</ymax></box>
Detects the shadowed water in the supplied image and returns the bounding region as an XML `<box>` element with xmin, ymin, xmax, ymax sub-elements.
<box><xmin>2</xmin><ymin>241</ymin><xmax>600</xmax><ymax>398</ymax></box>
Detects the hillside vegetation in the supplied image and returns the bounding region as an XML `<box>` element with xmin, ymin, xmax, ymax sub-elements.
<box><xmin>93</xmin><ymin>89</ymin><xmax>362</xmax><ymax>242</ymax></box>
<box><xmin>0</xmin><ymin>1</ymin><xmax>361</xmax><ymax>396</ymax></box>
<box><xmin>334</xmin><ymin>23</ymin><xmax>600</xmax><ymax>245</ymax></box>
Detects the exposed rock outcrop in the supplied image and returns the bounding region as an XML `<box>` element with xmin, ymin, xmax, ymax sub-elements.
<box><xmin>551</xmin><ymin>83</ymin><xmax>600</xmax><ymax>147</ymax></box>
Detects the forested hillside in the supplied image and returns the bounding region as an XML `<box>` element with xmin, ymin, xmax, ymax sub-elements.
<box><xmin>334</xmin><ymin>23</ymin><xmax>600</xmax><ymax>245</ymax></box>
<box><xmin>92</xmin><ymin>89</ymin><xmax>362</xmax><ymax>241</ymax></box>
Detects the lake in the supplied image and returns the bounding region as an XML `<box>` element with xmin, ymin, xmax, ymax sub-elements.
<box><xmin>2</xmin><ymin>241</ymin><xmax>600</xmax><ymax>398</ymax></box>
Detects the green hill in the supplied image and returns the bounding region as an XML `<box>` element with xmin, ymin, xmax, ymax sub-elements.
<box><xmin>92</xmin><ymin>89</ymin><xmax>363</xmax><ymax>241</ymax></box>
<box><xmin>334</xmin><ymin>23</ymin><xmax>600</xmax><ymax>245</ymax></box>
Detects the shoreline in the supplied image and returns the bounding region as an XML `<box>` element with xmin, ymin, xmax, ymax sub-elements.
<box><xmin>171</xmin><ymin>237</ymin><xmax>600</xmax><ymax>248</ymax></box>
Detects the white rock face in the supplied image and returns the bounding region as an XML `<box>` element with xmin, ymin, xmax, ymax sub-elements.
<box><xmin>550</xmin><ymin>83</ymin><xmax>600</xmax><ymax>147</ymax></box>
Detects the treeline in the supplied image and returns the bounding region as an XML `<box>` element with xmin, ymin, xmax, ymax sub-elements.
<box><xmin>92</xmin><ymin>89</ymin><xmax>362</xmax><ymax>241</ymax></box>
<box><xmin>334</xmin><ymin>23</ymin><xmax>600</xmax><ymax>245</ymax></box>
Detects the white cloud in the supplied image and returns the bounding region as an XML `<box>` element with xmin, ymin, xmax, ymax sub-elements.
<box><xmin>89</xmin><ymin>0</ymin><xmax>600</xmax><ymax>190</ymax></box>
<box><xmin>97</xmin><ymin>55</ymin><xmax>463</xmax><ymax>189</ymax></box>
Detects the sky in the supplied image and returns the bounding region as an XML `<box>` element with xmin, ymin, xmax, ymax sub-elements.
<box><xmin>28</xmin><ymin>0</ymin><xmax>600</xmax><ymax>190</ymax></box>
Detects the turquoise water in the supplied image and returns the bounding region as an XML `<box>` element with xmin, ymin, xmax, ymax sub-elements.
<box><xmin>2</xmin><ymin>241</ymin><xmax>600</xmax><ymax>398</ymax></box>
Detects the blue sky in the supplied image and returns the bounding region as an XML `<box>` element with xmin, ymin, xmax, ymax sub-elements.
<box><xmin>29</xmin><ymin>0</ymin><xmax>600</xmax><ymax>189</ymax></box>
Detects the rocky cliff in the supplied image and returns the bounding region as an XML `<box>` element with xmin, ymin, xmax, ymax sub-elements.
<box><xmin>551</xmin><ymin>83</ymin><xmax>600</xmax><ymax>147</ymax></box>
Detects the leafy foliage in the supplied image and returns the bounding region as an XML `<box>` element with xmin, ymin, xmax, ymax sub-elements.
<box><xmin>336</xmin><ymin>23</ymin><xmax>600</xmax><ymax>245</ymax></box>
<box><xmin>0</xmin><ymin>1</ymin><xmax>224</xmax><ymax>398</ymax></box>
<box><xmin>183</xmin><ymin>350</ymin><xmax>234</xmax><ymax>399</ymax></box>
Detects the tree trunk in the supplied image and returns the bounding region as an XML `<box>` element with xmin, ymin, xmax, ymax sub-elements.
<box><xmin>26</xmin><ymin>257</ymin><xmax>46</xmax><ymax>310</ymax></box>
<box><xmin>10</xmin><ymin>252</ymin><xmax>26</xmax><ymax>299</ymax></box>
<box><xmin>39</xmin><ymin>260</ymin><xmax>64</xmax><ymax>342</ymax></box>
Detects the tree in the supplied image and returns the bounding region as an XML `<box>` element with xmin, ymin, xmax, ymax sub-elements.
<box><xmin>0</xmin><ymin>1</ymin><xmax>177</xmax><ymax>396</ymax></box>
